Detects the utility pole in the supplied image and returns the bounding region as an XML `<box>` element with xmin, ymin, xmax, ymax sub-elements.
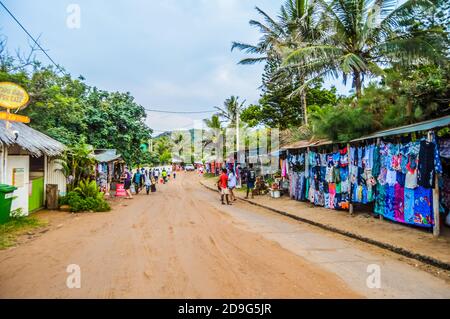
<box><xmin>236</xmin><ymin>110</ymin><xmax>240</xmax><ymax>157</ymax></box>
<box><xmin>236</xmin><ymin>110</ymin><xmax>242</xmax><ymax>189</ymax></box>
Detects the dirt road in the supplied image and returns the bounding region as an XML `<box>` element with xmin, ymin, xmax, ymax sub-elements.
<box><xmin>0</xmin><ymin>173</ymin><xmax>449</xmax><ymax>298</ymax></box>
<box><xmin>0</xmin><ymin>173</ymin><xmax>358</xmax><ymax>298</ymax></box>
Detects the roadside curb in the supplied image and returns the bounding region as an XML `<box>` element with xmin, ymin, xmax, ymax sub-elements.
<box><xmin>200</xmin><ymin>181</ymin><xmax>450</xmax><ymax>271</ymax></box>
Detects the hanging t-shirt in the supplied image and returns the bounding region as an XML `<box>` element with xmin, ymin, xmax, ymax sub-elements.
<box><xmin>417</xmin><ymin>140</ymin><xmax>436</xmax><ymax>188</ymax></box>
<box><xmin>405</xmin><ymin>169</ymin><xmax>418</xmax><ymax>189</ymax></box>
<box><xmin>386</xmin><ymin>169</ymin><xmax>397</xmax><ymax>186</ymax></box>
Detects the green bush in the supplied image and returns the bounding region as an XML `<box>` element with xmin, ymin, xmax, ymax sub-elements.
<box><xmin>60</xmin><ymin>179</ymin><xmax>111</xmax><ymax>213</ymax></box>
<box><xmin>310</xmin><ymin>104</ymin><xmax>375</xmax><ymax>142</ymax></box>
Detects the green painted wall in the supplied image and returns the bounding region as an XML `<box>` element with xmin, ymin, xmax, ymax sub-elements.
<box><xmin>29</xmin><ymin>177</ymin><xmax>44</xmax><ymax>212</ymax></box>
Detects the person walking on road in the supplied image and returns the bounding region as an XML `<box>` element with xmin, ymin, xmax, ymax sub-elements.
<box><xmin>150</xmin><ymin>174</ymin><xmax>157</xmax><ymax>193</ymax></box>
<box><xmin>133</xmin><ymin>169</ymin><xmax>143</xmax><ymax>194</ymax></box>
<box><xmin>162</xmin><ymin>169</ymin><xmax>168</xmax><ymax>184</ymax></box>
<box><xmin>218</xmin><ymin>168</ymin><xmax>231</xmax><ymax>205</ymax></box>
<box><xmin>154</xmin><ymin>169</ymin><xmax>160</xmax><ymax>182</ymax></box>
<box><xmin>228</xmin><ymin>170</ymin><xmax>237</xmax><ymax>202</ymax></box>
<box><xmin>144</xmin><ymin>170</ymin><xmax>152</xmax><ymax>195</ymax></box>
<box><xmin>245</xmin><ymin>164</ymin><xmax>256</xmax><ymax>199</ymax></box>
<box><xmin>121</xmin><ymin>167</ymin><xmax>133</xmax><ymax>199</ymax></box>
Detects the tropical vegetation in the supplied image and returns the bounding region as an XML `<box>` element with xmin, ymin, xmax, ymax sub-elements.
<box><xmin>0</xmin><ymin>38</ymin><xmax>153</xmax><ymax>166</ymax></box>
<box><xmin>59</xmin><ymin>179</ymin><xmax>111</xmax><ymax>213</ymax></box>
<box><xmin>233</xmin><ymin>0</ymin><xmax>450</xmax><ymax>142</ymax></box>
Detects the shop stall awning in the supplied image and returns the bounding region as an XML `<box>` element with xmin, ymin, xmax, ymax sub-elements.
<box><xmin>281</xmin><ymin>139</ymin><xmax>333</xmax><ymax>150</ymax></box>
<box><xmin>351</xmin><ymin>115</ymin><xmax>450</xmax><ymax>142</ymax></box>
<box><xmin>281</xmin><ymin>140</ymin><xmax>311</xmax><ymax>150</ymax></box>
<box><xmin>93</xmin><ymin>149</ymin><xmax>122</xmax><ymax>163</ymax></box>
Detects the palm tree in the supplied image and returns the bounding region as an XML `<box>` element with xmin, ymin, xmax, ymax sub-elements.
<box><xmin>283</xmin><ymin>0</ymin><xmax>444</xmax><ymax>98</ymax></box>
<box><xmin>202</xmin><ymin>115</ymin><xmax>224</xmax><ymax>162</ymax></box>
<box><xmin>214</xmin><ymin>96</ymin><xmax>246</xmax><ymax>126</ymax></box>
<box><xmin>231</xmin><ymin>6</ymin><xmax>287</xmax><ymax>66</ymax></box>
<box><xmin>232</xmin><ymin>0</ymin><xmax>321</xmax><ymax>125</ymax></box>
<box><xmin>203</xmin><ymin>114</ymin><xmax>222</xmax><ymax>130</ymax></box>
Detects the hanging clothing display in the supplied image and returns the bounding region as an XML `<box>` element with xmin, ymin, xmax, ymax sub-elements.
<box><xmin>349</xmin><ymin>137</ymin><xmax>440</xmax><ymax>228</ymax></box>
<box><xmin>288</xmin><ymin>152</ymin><xmax>307</xmax><ymax>201</ymax></box>
<box><xmin>283</xmin><ymin>130</ymin><xmax>446</xmax><ymax>230</ymax></box>
<box><xmin>307</xmin><ymin>148</ymin><xmax>349</xmax><ymax>210</ymax></box>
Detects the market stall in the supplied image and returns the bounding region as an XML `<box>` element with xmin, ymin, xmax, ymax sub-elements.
<box><xmin>279</xmin><ymin>116</ymin><xmax>450</xmax><ymax>237</ymax></box>
<box><xmin>348</xmin><ymin>115</ymin><xmax>450</xmax><ymax>236</ymax></box>
<box><xmin>93</xmin><ymin>149</ymin><xmax>124</xmax><ymax>196</ymax></box>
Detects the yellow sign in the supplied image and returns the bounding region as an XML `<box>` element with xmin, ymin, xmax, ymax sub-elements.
<box><xmin>0</xmin><ymin>82</ymin><xmax>30</xmax><ymax>110</ymax></box>
<box><xmin>0</xmin><ymin>112</ymin><xmax>30</xmax><ymax>123</ymax></box>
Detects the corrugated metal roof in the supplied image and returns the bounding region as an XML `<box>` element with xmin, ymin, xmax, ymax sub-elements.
<box><xmin>93</xmin><ymin>149</ymin><xmax>122</xmax><ymax>163</ymax></box>
<box><xmin>281</xmin><ymin>139</ymin><xmax>333</xmax><ymax>150</ymax></box>
<box><xmin>351</xmin><ymin>115</ymin><xmax>450</xmax><ymax>142</ymax></box>
<box><xmin>281</xmin><ymin>140</ymin><xmax>311</xmax><ymax>150</ymax></box>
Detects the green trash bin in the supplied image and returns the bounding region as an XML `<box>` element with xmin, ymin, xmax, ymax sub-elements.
<box><xmin>0</xmin><ymin>184</ymin><xmax>18</xmax><ymax>224</ymax></box>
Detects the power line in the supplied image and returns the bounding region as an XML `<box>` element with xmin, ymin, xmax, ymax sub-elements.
<box><xmin>0</xmin><ymin>1</ymin><xmax>65</xmax><ymax>74</ymax></box>
<box><xmin>145</xmin><ymin>108</ymin><xmax>215</xmax><ymax>114</ymax></box>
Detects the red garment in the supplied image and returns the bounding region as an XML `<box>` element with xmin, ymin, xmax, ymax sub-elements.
<box><xmin>340</xmin><ymin>147</ymin><xmax>348</xmax><ymax>155</ymax></box>
<box><xmin>219</xmin><ymin>173</ymin><xmax>228</xmax><ymax>189</ymax></box>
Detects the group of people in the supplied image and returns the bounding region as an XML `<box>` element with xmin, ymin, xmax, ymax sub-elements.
<box><xmin>121</xmin><ymin>167</ymin><xmax>175</xmax><ymax>199</ymax></box>
<box><xmin>216</xmin><ymin>164</ymin><xmax>257</xmax><ymax>205</ymax></box>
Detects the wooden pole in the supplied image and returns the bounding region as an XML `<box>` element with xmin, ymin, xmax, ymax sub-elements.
<box><xmin>433</xmin><ymin>173</ymin><xmax>440</xmax><ymax>237</ymax></box>
<box><xmin>428</xmin><ymin>131</ymin><xmax>440</xmax><ymax>237</ymax></box>
<box><xmin>347</xmin><ymin>143</ymin><xmax>354</xmax><ymax>215</ymax></box>
<box><xmin>306</xmin><ymin>146</ymin><xmax>310</xmax><ymax>202</ymax></box>
<box><xmin>377</xmin><ymin>138</ymin><xmax>384</xmax><ymax>221</ymax></box>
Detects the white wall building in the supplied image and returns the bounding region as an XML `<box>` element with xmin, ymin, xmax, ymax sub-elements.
<box><xmin>0</xmin><ymin>121</ymin><xmax>66</xmax><ymax>215</ymax></box>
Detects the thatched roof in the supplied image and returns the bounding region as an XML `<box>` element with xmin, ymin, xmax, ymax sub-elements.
<box><xmin>0</xmin><ymin>121</ymin><xmax>66</xmax><ymax>157</ymax></box>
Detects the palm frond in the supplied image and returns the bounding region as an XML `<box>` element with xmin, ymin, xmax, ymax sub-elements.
<box><xmin>231</xmin><ymin>42</ymin><xmax>262</xmax><ymax>54</ymax></box>
<box><xmin>254</xmin><ymin>6</ymin><xmax>286</xmax><ymax>36</ymax></box>
<box><xmin>237</xmin><ymin>57</ymin><xmax>268</xmax><ymax>65</ymax></box>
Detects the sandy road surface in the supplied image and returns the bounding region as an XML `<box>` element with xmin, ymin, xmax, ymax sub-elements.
<box><xmin>0</xmin><ymin>173</ymin><xmax>360</xmax><ymax>299</ymax></box>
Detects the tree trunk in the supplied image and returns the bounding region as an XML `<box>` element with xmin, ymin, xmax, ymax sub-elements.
<box><xmin>301</xmin><ymin>90</ymin><xmax>308</xmax><ymax>125</ymax></box>
<box><xmin>354</xmin><ymin>71</ymin><xmax>362</xmax><ymax>99</ymax></box>
<box><xmin>299</xmin><ymin>72</ymin><xmax>308</xmax><ymax>125</ymax></box>
<box><xmin>406</xmin><ymin>99</ymin><xmax>413</xmax><ymax>122</ymax></box>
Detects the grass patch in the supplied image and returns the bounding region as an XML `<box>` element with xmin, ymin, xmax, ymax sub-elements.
<box><xmin>0</xmin><ymin>216</ymin><xmax>47</xmax><ymax>250</ymax></box>
<box><xmin>203</xmin><ymin>173</ymin><xmax>217</xmax><ymax>179</ymax></box>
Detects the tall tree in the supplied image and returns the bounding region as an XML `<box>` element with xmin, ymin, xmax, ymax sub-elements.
<box><xmin>232</xmin><ymin>0</ymin><xmax>322</xmax><ymax>124</ymax></box>
<box><xmin>214</xmin><ymin>96</ymin><xmax>245</xmax><ymax>126</ymax></box>
<box><xmin>283</xmin><ymin>0</ymin><xmax>447</xmax><ymax>98</ymax></box>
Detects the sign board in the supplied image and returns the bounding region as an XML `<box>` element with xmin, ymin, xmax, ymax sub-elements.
<box><xmin>0</xmin><ymin>82</ymin><xmax>30</xmax><ymax>110</ymax></box>
<box><xmin>0</xmin><ymin>112</ymin><xmax>30</xmax><ymax>123</ymax></box>
<box><xmin>12</xmin><ymin>168</ymin><xmax>25</xmax><ymax>188</ymax></box>
<box><xmin>115</xmin><ymin>184</ymin><xmax>126</xmax><ymax>197</ymax></box>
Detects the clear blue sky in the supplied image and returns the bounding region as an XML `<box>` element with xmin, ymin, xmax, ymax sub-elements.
<box><xmin>0</xmin><ymin>0</ymin><xmax>350</xmax><ymax>133</ymax></box>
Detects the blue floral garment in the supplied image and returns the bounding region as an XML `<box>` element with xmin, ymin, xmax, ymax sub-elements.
<box><xmin>384</xmin><ymin>185</ymin><xmax>396</xmax><ymax>221</ymax></box>
<box><xmin>404</xmin><ymin>188</ymin><xmax>415</xmax><ymax>224</ymax></box>
<box><xmin>374</xmin><ymin>184</ymin><xmax>386</xmax><ymax>216</ymax></box>
<box><xmin>412</xmin><ymin>186</ymin><xmax>434</xmax><ymax>228</ymax></box>
<box><xmin>433</xmin><ymin>137</ymin><xmax>443</xmax><ymax>174</ymax></box>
